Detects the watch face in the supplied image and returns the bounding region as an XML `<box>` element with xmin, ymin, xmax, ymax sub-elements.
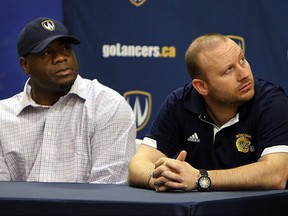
<box><xmin>199</xmin><ymin>176</ymin><xmax>211</xmax><ymax>189</ymax></box>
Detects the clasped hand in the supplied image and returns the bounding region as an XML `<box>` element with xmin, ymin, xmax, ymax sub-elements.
<box><xmin>152</xmin><ymin>150</ymin><xmax>199</xmax><ymax>192</ymax></box>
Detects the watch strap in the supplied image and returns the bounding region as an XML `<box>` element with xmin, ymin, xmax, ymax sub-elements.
<box><xmin>197</xmin><ymin>169</ymin><xmax>211</xmax><ymax>191</ymax></box>
<box><xmin>199</xmin><ymin>169</ymin><xmax>208</xmax><ymax>177</ymax></box>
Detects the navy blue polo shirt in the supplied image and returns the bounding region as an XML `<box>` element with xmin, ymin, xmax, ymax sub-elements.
<box><xmin>145</xmin><ymin>79</ymin><xmax>288</xmax><ymax>170</ymax></box>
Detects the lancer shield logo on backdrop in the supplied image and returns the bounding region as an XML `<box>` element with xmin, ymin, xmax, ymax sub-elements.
<box><xmin>129</xmin><ymin>0</ymin><xmax>146</xmax><ymax>7</ymax></box>
<box><xmin>227</xmin><ymin>35</ymin><xmax>245</xmax><ymax>54</ymax></box>
<box><xmin>124</xmin><ymin>91</ymin><xmax>152</xmax><ymax>131</ymax></box>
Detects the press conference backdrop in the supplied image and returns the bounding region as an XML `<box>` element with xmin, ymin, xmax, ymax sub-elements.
<box><xmin>1</xmin><ymin>0</ymin><xmax>288</xmax><ymax>138</ymax></box>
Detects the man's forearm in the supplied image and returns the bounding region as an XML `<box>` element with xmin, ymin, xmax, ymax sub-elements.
<box><xmin>128</xmin><ymin>158</ymin><xmax>155</xmax><ymax>189</ymax></box>
<box><xmin>209</xmin><ymin>153</ymin><xmax>288</xmax><ymax>190</ymax></box>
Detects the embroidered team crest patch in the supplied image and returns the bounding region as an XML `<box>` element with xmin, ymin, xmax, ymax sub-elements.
<box><xmin>235</xmin><ymin>133</ymin><xmax>254</xmax><ymax>153</ymax></box>
<box><xmin>41</xmin><ymin>20</ymin><xmax>55</xmax><ymax>31</ymax></box>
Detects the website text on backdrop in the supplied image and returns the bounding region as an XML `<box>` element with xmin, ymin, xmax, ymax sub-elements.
<box><xmin>128</xmin><ymin>33</ymin><xmax>288</xmax><ymax>191</ymax></box>
<box><xmin>0</xmin><ymin>17</ymin><xmax>136</xmax><ymax>183</ymax></box>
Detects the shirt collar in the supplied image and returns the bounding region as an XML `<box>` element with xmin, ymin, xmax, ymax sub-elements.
<box><xmin>183</xmin><ymin>82</ymin><xmax>207</xmax><ymax>115</ymax></box>
<box><xmin>68</xmin><ymin>75</ymin><xmax>89</xmax><ymax>100</ymax></box>
<box><xmin>17</xmin><ymin>75</ymin><xmax>87</xmax><ymax>115</ymax></box>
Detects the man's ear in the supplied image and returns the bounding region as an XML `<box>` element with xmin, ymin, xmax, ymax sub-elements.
<box><xmin>192</xmin><ymin>79</ymin><xmax>208</xmax><ymax>96</ymax></box>
<box><xmin>19</xmin><ymin>57</ymin><xmax>30</xmax><ymax>75</ymax></box>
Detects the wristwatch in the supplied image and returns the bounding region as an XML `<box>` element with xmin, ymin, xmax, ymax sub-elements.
<box><xmin>197</xmin><ymin>169</ymin><xmax>211</xmax><ymax>191</ymax></box>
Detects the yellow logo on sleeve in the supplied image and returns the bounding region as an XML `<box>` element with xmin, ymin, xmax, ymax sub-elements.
<box><xmin>236</xmin><ymin>134</ymin><xmax>254</xmax><ymax>153</ymax></box>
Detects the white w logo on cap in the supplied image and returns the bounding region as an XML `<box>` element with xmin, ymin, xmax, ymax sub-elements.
<box><xmin>41</xmin><ymin>20</ymin><xmax>55</xmax><ymax>31</ymax></box>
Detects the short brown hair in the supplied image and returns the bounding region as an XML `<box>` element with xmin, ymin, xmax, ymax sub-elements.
<box><xmin>185</xmin><ymin>33</ymin><xmax>229</xmax><ymax>80</ymax></box>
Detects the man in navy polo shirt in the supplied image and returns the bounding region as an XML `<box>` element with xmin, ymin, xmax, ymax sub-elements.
<box><xmin>128</xmin><ymin>33</ymin><xmax>288</xmax><ymax>191</ymax></box>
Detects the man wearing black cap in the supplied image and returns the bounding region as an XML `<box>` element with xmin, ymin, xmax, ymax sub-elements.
<box><xmin>0</xmin><ymin>17</ymin><xmax>136</xmax><ymax>183</ymax></box>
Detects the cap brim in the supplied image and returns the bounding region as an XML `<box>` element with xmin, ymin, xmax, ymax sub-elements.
<box><xmin>29</xmin><ymin>35</ymin><xmax>80</xmax><ymax>54</ymax></box>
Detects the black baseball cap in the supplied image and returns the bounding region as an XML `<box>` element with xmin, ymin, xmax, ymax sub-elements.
<box><xmin>17</xmin><ymin>17</ymin><xmax>80</xmax><ymax>57</ymax></box>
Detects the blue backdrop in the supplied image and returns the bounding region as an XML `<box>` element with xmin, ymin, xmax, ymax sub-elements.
<box><xmin>0</xmin><ymin>0</ymin><xmax>62</xmax><ymax>99</ymax></box>
<box><xmin>1</xmin><ymin>0</ymin><xmax>288</xmax><ymax>138</ymax></box>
